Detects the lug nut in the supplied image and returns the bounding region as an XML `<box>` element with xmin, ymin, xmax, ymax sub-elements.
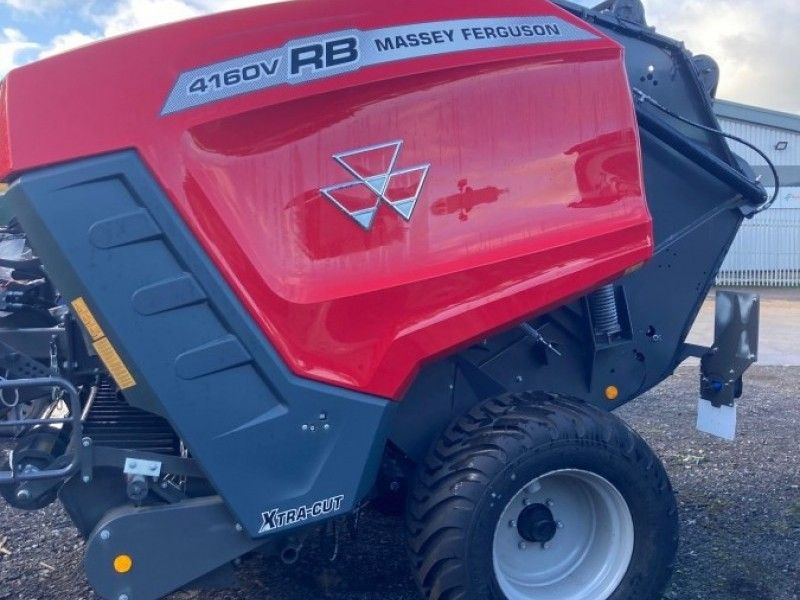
<box><xmin>509</xmin><ymin>519</ymin><xmax>516</xmax><ymax>528</ymax></box>
<box><xmin>518</xmin><ymin>541</ymin><xmax>527</xmax><ymax>550</ymax></box>
<box><xmin>100</xmin><ymin>530</ymin><xmax>110</xmax><ymax>541</ymax></box>
<box><xmin>546</xmin><ymin>498</ymin><xmax>554</xmax><ymax>507</ymax></box>
<box><xmin>556</xmin><ymin>521</ymin><xmax>564</xmax><ymax>529</ymax></box>
<box><xmin>543</xmin><ymin>542</ymin><xmax>551</xmax><ymax>550</ymax></box>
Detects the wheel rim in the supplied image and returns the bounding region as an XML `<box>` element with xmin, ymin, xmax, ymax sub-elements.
<box><xmin>492</xmin><ymin>469</ymin><xmax>634</xmax><ymax>600</ymax></box>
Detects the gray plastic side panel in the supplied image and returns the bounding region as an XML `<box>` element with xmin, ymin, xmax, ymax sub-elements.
<box><xmin>6</xmin><ymin>151</ymin><xmax>395</xmax><ymax>538</ymax></box>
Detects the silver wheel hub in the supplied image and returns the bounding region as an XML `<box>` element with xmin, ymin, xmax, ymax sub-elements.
<box><xmin>492</xmin><ymin>469</ymin><xmax>634</xmax><ymax>600</ymax></box>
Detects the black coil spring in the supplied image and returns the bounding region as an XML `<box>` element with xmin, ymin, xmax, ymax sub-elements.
<box><xmin>588</xmin><ymin>285</ymin><xmax>622</xmax><ymax>337</ymax></box>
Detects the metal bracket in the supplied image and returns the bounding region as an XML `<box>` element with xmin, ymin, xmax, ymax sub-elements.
<box><xmin>700</xmin><ymin>291</ymin><xmax>759</xmax><ymax>407</ymax></box>
<box><xmin>123</xmin><ymin>457</ymin><xmax>162</xmax><ymax>477</ymax></box>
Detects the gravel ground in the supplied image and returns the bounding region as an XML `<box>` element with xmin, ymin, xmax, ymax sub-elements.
<box><xmin>1</xmin><ymin>366</ymin><xmax>798</xmax><ymax>600</ymax></box>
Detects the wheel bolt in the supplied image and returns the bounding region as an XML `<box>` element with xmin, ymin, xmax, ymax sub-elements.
<box><xmin>543</xmin><ymin>542</ymin><xmax>551</xmax><ymax>550</ymax></box>
<box><xmin>518</xmin><ymin>541</ymin><xmax>527</xmax><ymax>550</ymax></box>
<box><xmin>556</xmin><ymin>521</ymin><xmax>564</xmax><ymax>529</ymax></box>
<box><xmin>509</xmin><ymin>520</ymin><xmax>516</xmax><ymax>528</ymax></box>
<box><xmin>546</xmin><ymin>498</ymin><xmax>554</xmax><ymax>507</ymax></box>
<box><xmin>523</xmin><ymin>498</ymin><xmax>531</xmax><ymax>506</ymax></box>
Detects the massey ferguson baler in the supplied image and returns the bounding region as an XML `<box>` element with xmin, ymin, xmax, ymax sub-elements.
<box><xmin>0</xmin><ymin>0</ymin><xmax>772</xmax><ymax>598</ymax></box>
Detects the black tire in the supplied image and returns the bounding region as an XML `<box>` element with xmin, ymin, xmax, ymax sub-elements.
<box><xmin>406</xmin><ymin>392</ymin><xmax>678</xmax><ymax>600</ymax></box>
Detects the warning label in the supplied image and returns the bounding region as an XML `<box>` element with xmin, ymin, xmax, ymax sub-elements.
<box><xmin>71</xmin><ymin>297</ymin><xmax>136</xmax><ymax>390</ymax></box>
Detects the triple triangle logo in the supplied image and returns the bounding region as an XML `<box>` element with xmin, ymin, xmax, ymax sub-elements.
<box><xmin>320</xmin><ymin>140</ymin><xmax>431</xmax><ymax>230</ymax></box>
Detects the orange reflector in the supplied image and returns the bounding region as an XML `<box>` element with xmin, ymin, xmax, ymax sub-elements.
<box><xmin>605</xmin><ymin>386</ymin><xmax>620</xmax><ymax>401</ymax></box>
<box><xmin>624</xmin><ymin>262</ymin><xmax>646</xmax><ymax>276</ymax></box>
<box><xmin>113</xmin><ymin>554</ymin><xmax>133</xmax><ymax>574</ymax></box>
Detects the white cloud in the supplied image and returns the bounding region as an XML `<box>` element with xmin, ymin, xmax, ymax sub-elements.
<box><xmin>193</xmin><ymin>0</ymin><xmax>274</xmax><ymax>9</ymax></box>
<box><xmin>87</xmin><ymin>0</ymin><xmax>283</xmax><ymax>38</ymax></box>
<box><xmin>90</xmin><ymin>0</ymin><xmax>202</xmax><ymax>38</ymax></box>
<box><xmin>38</xmin><ymin>29</ymin><xmax>97</xmax><ymax>59</ymax></box>
<box><xmin>0</xmin><ymin>0</ymin><xmax>62</xmax><ymax>14</ymax></box>
<box><xmin>0</xmin><ymin>27</ymin><xmax>38</xmax><ymax>76</ymax></box>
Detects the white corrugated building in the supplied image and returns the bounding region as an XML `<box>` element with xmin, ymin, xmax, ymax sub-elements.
<box><xmin>714</xmin><ymin>100</ymin><xmax>800</xmax><ymax>287</ymax></box>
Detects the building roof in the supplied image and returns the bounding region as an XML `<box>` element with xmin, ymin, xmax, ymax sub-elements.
<box><xmin>715</xmin><ymin>99</ymin><xmax>800</xmax><ymax>134</ymax></box>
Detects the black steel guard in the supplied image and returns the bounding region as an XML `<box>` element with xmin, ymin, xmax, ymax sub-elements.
<box><xmin>0</xmin><ymin>377</ymin><xmax>82</xmax><ymax>483</ymax></box>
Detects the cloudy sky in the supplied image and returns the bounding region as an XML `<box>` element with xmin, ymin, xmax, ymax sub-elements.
<box><xmin>0</xmin><ymin>0</ymin><xmax>798</xmax><ymax>115</ymax></box>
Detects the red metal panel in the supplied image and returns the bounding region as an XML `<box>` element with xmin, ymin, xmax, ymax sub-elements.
<box><xmin>0</xmin><ymin>0</ymin><xmax>652</xmax><ymax>398</ymax></box>
<box><xmin>0</xmin><ymin>79</ymin><xmax>9</xmax><ymax>180</ymax></box>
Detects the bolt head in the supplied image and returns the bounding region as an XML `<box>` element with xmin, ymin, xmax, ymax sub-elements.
<box><xmin>81</xmin><ymin>438</ymin><xmax>91</xmax><ymax>448</ymax></box>
<box><xmin>556</xmin><ymin>521</ymin><xmax>564</xmax><ymax>529</ymax></box>
<box><xmin>515</xmin><ymin>375</ymin><xmax>523</xmax><ymax>383</ymax></box>
<box><xmin>235</xmin><ymin>523</ymin><xmax>243</xmax><ymax>532</ymax></box>
<box><xmin>82</xmin><ymin>475</ymin><xmax>91</xmax><ymax>483</ymax></box>
<box><xmin>100</xmin><ymin>529</ymin><xmax>110</xmax><ymax>540</ymax></box>
<box><xmin>509</xmin><ymin>519</ymin><xmax>516</xmax><ymax>528</ymax></box>
<box><xmin>301</xmin><ymin>424</ymin><xmax>309</xmax><ymax>431</ymax></box>
<box><xmin>323</xmin><ymin>423</ymin><xmax>330</xmax><ymax>431</ymax></box>
<box><xmin>129</xmin><ymin>461</ymin><xmax>137</xmax><ymax>469</ymax></box>
<box><xmin>15</xmin><ymin>488</ymin><xmax>31</xmax><ymax>501</ymax></box>
<box><xmin>319</xmin><ymin>412</ymin><xmax>327</xmax><ymax>420</ymax></box>
<box><xmin>119</xmin><ymin>595</ymin><xmax>129</xmax><ymax>600</ymax></box>
<box><xmin>518</xmin><ymin>541</ymin><xmax>527</xmax><ymax>550</ymax></box>
<box><xmin>543</xmin><ymin>542</ymin><xmax>551</xmax><ymax>550</ymax></box>
<box><xmin>309</xmin><ymin>425</ymin><xmax>316</xmax><ymax>431</ymax></box>
<box><xmin>523</xmin><ymin>498</ymin><xmax>531</xmax><ymax>506</ymax></box>
<box><xmin>546</xmin><ymin>499</ymin><xmax>554</xmax><ymax>507</ymax></box>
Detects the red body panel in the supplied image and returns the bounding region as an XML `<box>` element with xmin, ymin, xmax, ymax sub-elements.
<box><xmin>0</xmin><ymin>0</ymin><xmax>652</xmax><ymax>398</ymax></box>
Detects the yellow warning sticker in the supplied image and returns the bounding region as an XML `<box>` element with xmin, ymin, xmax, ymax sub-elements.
<box><xmin>71</xmin><ymin>297</ymin><xmax>105</xmax><ymax>341</ymax></box>
<box><xmin>71</xmin><ymin>296</ymin><xmax>136</xmax><ymax>390</ymax></box>
<box><xmin>92</xmin><ymin>337</ymin><xmax>136</xmax><ymax>390</ymax></box>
